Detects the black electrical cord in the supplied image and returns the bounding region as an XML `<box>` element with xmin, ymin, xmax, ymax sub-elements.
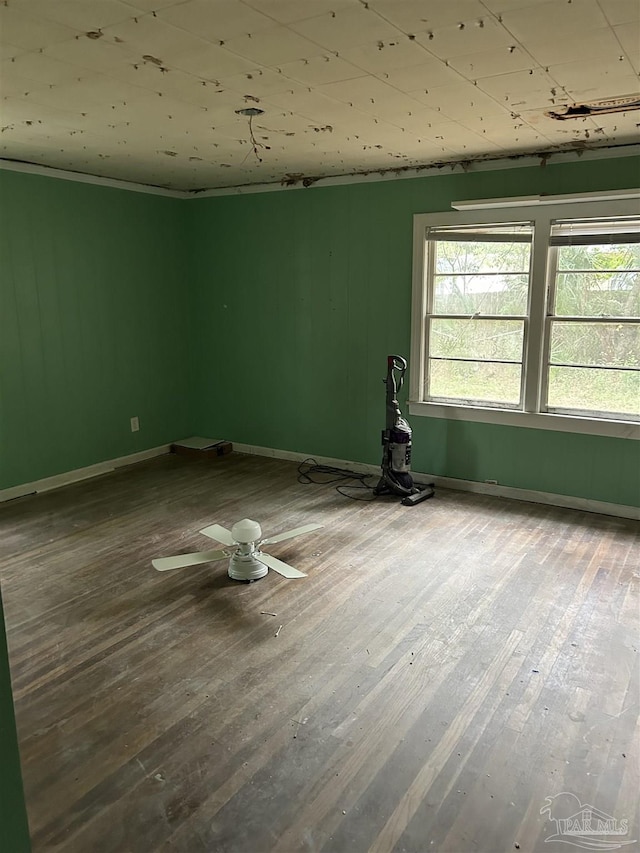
<box><xmin>297</xmin><ymin>457</ymin><xmax>378</xmax><ymax>501</ymax></box>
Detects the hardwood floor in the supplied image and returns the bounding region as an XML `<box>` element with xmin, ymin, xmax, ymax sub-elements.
<box><xmin>1</xmin><ymin>452</ymin><xmax>638</xmax><ymax>853</ymax></box>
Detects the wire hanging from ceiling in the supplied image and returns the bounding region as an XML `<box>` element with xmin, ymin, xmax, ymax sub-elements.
<box><xmin>236</xmin><ymin>107</ymin><xmax>266</xmax><ymax>164</ymax></box>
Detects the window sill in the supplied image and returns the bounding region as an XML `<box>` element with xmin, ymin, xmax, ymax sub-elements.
<box><xmin>407</xmin><ymin>401</ymin><xmax>640</xmax><ymax>440</ymax></box>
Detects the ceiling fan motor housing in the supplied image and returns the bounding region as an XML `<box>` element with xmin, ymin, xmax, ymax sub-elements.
<box><xmin>228</xmin><ymin>551</ymin><xmax>269</xmax><ymax>581</ymax></box>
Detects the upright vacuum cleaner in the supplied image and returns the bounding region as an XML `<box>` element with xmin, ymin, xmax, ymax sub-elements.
<box><xmin>374</xmin><ymin>355</ymin><xmax>435</xmax><ymax>506</ymax></box>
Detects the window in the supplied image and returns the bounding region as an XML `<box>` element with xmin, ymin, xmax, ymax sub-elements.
<box><xmin>410</xmin><ymin>199</ymin><xmax>640</xmax><ymax>437</ymax></box>
<box><xmin>545</xmin><ymin>219</ymin><xmax>639</xmax><ymax>419</ymax></box>
<box><xmin>426</xmin><ymin>222</ymin><xmax>533</xmax><ymax>409</ymax></box>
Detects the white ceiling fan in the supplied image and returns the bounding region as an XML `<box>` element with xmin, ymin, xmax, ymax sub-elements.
<box><xmin>152</xmin><ymin>519</ymin><xmax>323</xmax><ymax>581</ymax></box>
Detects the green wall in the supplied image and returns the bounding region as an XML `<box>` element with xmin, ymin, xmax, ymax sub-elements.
<box><xmin>191</xmin><ymin>155</ymin><xmax>640</xmax><ymax>507</ymax></box>
<box><xmin>0</xmin><ymin>588</ymin><xmax>30</xmax><ymax>853</ymax></box>
<box><xmin>0</xmin><ymin>170</ymin><xmax>193</xmax><ymax>490</ymax></box>
<box><xmin>1</xmin><ymin>157</ymin><xmax>638</xmax><ymax>504</ymax></box>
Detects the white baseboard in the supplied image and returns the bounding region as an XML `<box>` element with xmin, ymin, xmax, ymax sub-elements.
<box><xmin>233</xmin><ymin>442</ymin><xmax>640</xmax><ymax>521</ymax></box>
<box><xmin>0</xmin><ymin>445</ymin><xmax>171</xmax><ymax>503</ymax></box>
<box><xmin>3</xmin><ymin>440</ymin><xmax>637</xmax><ymax>521</ymax></box>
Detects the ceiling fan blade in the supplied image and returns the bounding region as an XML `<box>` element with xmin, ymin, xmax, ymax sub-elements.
<box><xmin>260</xmin><ymin>523</ymin><xmax>323</xmax><ymax>546</ymax></box>
<box><xmin>199</xmin><ymin>524</ymin><xmax>235</xmax><ymax>546</ymax></box>
<box><xmin>256</xmin><ymin>552</ymin><xmax>307</xmax><ymax>579</ymax></box>
<box><xmin>152</xmin><ymin>548</ymin><xmax>230</xmax><ymax>572</ymax></box>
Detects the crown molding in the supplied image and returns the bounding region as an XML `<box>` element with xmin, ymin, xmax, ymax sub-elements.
<box><xmin>1</xmin><ymin>142</ymin><xmax>639</xmax><ymax>200</ymax></box>
<box><xmin>0</xmin><ymin>158</ymin><xmax>188</xmax><ymax>198</ymax></box>
<box><xmin>191</xmin><ymin>143</ymin><xmax>640</xmax><ymax>198</ymax></box>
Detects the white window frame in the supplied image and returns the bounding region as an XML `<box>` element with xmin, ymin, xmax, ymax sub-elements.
<box><xmin>409</xmin><ymin>198</ymin><xmax>640</xmax><ymax>440</ymax></box>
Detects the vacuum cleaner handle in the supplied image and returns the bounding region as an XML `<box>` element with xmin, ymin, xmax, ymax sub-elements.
<box><xmin>387</xmin><ymin>354</ymin><xmax>407</xmax><ymax>396</ymax></box>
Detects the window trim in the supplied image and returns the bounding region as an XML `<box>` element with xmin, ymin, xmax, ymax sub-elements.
<box><xmin>410</xmin><ymin>198</ymin><xmax>640</xmax><ymax>440</ymax></box>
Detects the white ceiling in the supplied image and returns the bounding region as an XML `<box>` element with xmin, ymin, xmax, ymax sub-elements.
<box><xmin>1</xmin><ymin>0</ymin><xmax>638</xmax><ymax>191</ymax></box>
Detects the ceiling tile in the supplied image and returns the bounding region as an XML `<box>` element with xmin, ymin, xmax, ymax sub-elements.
<box><xmin>425</xmin><ymin>120</ymin><xmax>503</xmax><ymax>153</ymax></box>
<box><xmin>182</xmin><ymin>95</ymin><xmax>248</xmax><ymax>126</ymax></box>
<box><xmin>614</xmin><ymin>22</ymin><xmax>640</xmax><ymax>72</ymax></box>
<box><xmin>277</xmin><ymin>54</ymin><xmax>364</xmax><ymax>86</ymax></box>
<box><xmin>368</xmin><ymin>100</ymin><xmax>443</xmax><ymax>130</ymax></box>
<box><xmin>265</xmin><ymin>86</ymin><xmax>377</xmax><ymax>126</ymax></box>
<box><xmin>0</xmin><ymin>43</ymin><xmax>27</xmax><ymax>62</ymax></box>
<box><xmin>246</xmin><ymin>110</ymin><xmax>317</xmax><ymax>134</ymax></box>
<box><xmin>156</xmin><ymin>0</ymin><xmax>275</xmax><ymax>41</ymax></box>
<box><xmin>122</xmin><ymin>92</ymin><xmax>208</xmax><ymax>122</ymax></box>
<box><xmin>407</xmin><ymin>82</ymin><xmax>507</xmax><ymax>120</ymax></box>
<box><xmin>451</xmin><ymin>109</ymin><xmax>517</xmax><ymax>132</ymax></box>
<box><xmin>414</xmin><ymin>16</ymin><xmax>513</xmax><ymax>60</ymax></box>
<box><xmin>1</xmin><ymin>96</ymin><xmax>84</xmax><ymax>129</ymax></box>
<box><xmin>241</xmin><ymin>0</ymin><xmax>356</xmax><ymax>25</ymax></box>
<box><xmin>458</xmin><ymin>111</ymin><xmax>548</xmax><ymax>146</ymax></box>
<box><xmin>500</xmin><ymin>0</ymin><xmax>608</xmax><ymax>39</ymax></box>
<box><xmin>521</xmin><ymin>27</ymin><xmax>624</xmax><ymax>66</ymax></box>
<box><xmin>479</xmin><ymin>0</ymin><xmax>554</xmax><ymax>11</ymax></box>
<box><xmin>0</xmin><ymin>5</ymin><xmax>80</xmax><ymax>49</ymax></box>
<box><xmin>380</xmin><ymin>137</ymin><xmax>454</xmax><ymax>160</ymax></box>
<box><xmin>263</xmin><ymin>83</ymin><xmax>341</xmax><ymax>112</ymax></box>
<box><xmin>290</xmin><ymin>7</ymin><xmax>401</xmax><ymax>52</ymax></box>
<box><xmin>548</xmin><ymin>56</ymin><xmax>638</xmax><ymax>100</ymax></box>
<box><xmin>0</xmin><ymin>73</ymin><xmax>52</xmax><ymax>98</ymax></box>
<box><xmin>598</xmin><ymin>0</ymin><xmax>640</xmax><ymax>25</ymax></box>
<box><xmin>25</xmin><ymin>73</ymin><xmax>149</xmax><ymax>114</ymax></box>
<box><xmin>477</xmin><ymin>67</ymin><xmax>567</xmax><ymax>111</ymax></box>
<box><xmin>561</xmin><ymin>72</ymin><xmax>640</xmax><ymax>105</ymax></box>
<box><xmin>222</xmin><ymin>25</ymin><xmax>326</xmax><ymax>66</ymax></box>
<box><xmin>448</xmin><ymin>44</ymin><xmax>536</xmax><ymax>79</ymax></box>
<box><xmin>539</xmin><ymin>124</ymin><xmax>601</xmax><ymax>147</ymax></box>
<box><xmin>102</xmin><ymin>15</ymin><xmax>211</xmax><ymax>63</ymax></box>
<box><xmin>217</xmin><ymin>66</ymin><xmax>299</xmax><ymax>97</ymax></box>
<box><xmin>380</xmin><ymin>59</ymin><xmax>461</xmax><ymax>92</ymax></box>
<box><xmin>586</xmin><ymin>110</ymin><xmax>640</xmax><ymax>140</ymax></box>
<box><xmin>340</xmin><ymin>117</ymin><xmax>405</xmax><ymax>145</ymax></box>
<box><xmin>43</xmin><ymin>35</ymin><xmax>134</xmax><ymax>74</ymax></box>
<box><xmin>316</xmin><ymin>75</ymin><xmax>427</xmax><ymax>122</ymax></box>
<box><xmin>14</xmin><ymin>1</ymin><xmax>136</xmax><ymax>31</ymax></box>
<box><xmin>368</xmin><ymin>0</ymin><xmax>488</xmax><ymax>33</ymax></box>
<box><xmin>0</xmin><ymin>138</ymin><xmax>46</xmax><ymax>162</ymax></box>
<box><xmin>105</xmin><ymin>59</ymin><xmax>220</xmax><ymax>104</ymax></box>
<box><xmin>1</xmin><ymin>52</ymin><xmax>83</xmax><ymax>87</ymax></box>
<box><xmin>343</xmin><ymin>119</ymin><xmax>418</xmax><ymax>145</ymax></box>
<box><xmin>169</xmin><ymin>43</ymin><xmax>255</xmax><ymax>80</ymax></box>
<box><xmin>340</xmin><ymin>39</ymin><xmax>434</xmax><ymax>75</ymax></box>
<box><xmin>119</xmin><ymin>0</ymin><xmax>182</xmax><ymax>9</ymax></box>
<box><xmin>519</xmin><ymin>108</ymin><xmax>598</xmax><ymax>139</ymax></box>
<box><xmin>398</xmin><ymin>106</ymin><xmax>461</xmax><ymax>135</ymax></box>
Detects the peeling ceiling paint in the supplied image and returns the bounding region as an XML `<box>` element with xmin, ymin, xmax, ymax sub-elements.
<box><xmin>0</xmin><ymin>0</ymin><xmax>638</xmax><ymax>191</ymax></box>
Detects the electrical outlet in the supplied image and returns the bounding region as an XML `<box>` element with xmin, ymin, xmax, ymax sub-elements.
<box><xmin>130</xmin><ymin>416</ymin><xmax>140</xmax><ymax>433</ymax></box>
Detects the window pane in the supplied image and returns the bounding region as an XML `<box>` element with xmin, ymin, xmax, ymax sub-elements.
<box><xmin>429</xmin><ymin>359</ymin><xmax>521</xmax><ymax>405</ymax></box>
<box><xmin>434</xmin><ymin>274</ymin><xmax>529</xmax><ymax>315</ymax></box>
<box><xmin>547</xmin><ymin>366</ymin><xmax>640</xmax><ymax>416</ymax></box>
<box><xmin>430</xmin><ymin>318</ymin><xmax>524</xmax><ymax>361</ymax></box>
<box><xmin>557</xmin><ymin>242</ymin><xmax>640</xmax><ymax>271</ymax></box>
<box><xmin>550</xmin><ymin>322</ymin><xmax>640</xmax><ymax>368</ymax></box>
<box><xmin>554</xmin><ymin>271</ymin><xmax>640</xmax><ymax>316</ymax></box>
<box><xmin>435</xmin><ymin>239</ymin><xmax>531</xmax><ymax>275</ymax></box>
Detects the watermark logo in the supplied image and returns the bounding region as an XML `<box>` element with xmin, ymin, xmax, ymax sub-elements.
<box><xmin>540</xmin><ymin>792</ymin><xmax>636</xmax><ymax>850</ymax></box>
